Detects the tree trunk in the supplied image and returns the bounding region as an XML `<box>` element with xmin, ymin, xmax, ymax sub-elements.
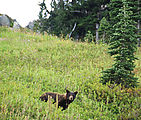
<box><xmin>96</xmin><ymin>23</ymin><xmax>99</xmax><ymax>44</ymax></box>
<box><xmin>69</xmin><ymin>22</ymin><xmax>77</xmax><ymax>39</ymax></box>
<box><xmin>102</xmin><ymin>31</ymin><xmax>106</xmax><ymax>43</ymax></box>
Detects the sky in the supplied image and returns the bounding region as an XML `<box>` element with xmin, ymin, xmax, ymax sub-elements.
<box><xmin>0</xmin><ymin>0</ymin><xmax>52</xmax><ymax>27</ymax></box>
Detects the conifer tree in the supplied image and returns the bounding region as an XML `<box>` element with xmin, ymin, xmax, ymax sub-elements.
<box><xmin>38</xmin><ymin>0</ymin><xmax>48</xmax><ymax>33</ymax></box>
<box><xmin>106</xmin><ymin>0</ymin><xmax>141</xmax><ymax>43</ymax></box>
<box><xmin>98</xmin><ymin>17</ymin><xmax>110</xmax><ymax>43</ymax></box>
<box><xmin>37</xmin><ymin>0</ymin><xmax>110</xmax><ymax>39</ymax></box>
<box><xmin>101</xmin><ymin>0</ymin><xmax>138</xmax><ymax>88</ymax></box>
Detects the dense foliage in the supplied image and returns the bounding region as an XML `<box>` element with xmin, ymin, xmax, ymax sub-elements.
<box><xmin>0</xmin><ymin>27</ymin><xmax>141</xmax><ymax>119</ymax></box>
<box><xmin>107</xmin><ymin>0</ymin><xmax>141</xmax><ymax>40</ymax></box>
<box><xmin>101</xmin><ymin>0</ymin><xmax>138</xmax><ymax>87</ymax></box>
<box><xmin>37</xmin><ymin>0</ymin><xmax>110</xmax><ymax>40</ymax></box>
<box><xmin>37</xmin><ymin>0</ymin><xmax>140</xmax><ymax>42</ymax></box>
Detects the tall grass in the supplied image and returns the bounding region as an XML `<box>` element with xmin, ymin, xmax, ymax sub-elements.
<box><xmin>0</xmin><ymin>27</ymin><xmax>141</xmax><ymax>120</ymax></box>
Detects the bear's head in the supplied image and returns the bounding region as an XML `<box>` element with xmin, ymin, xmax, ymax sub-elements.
<box><xmin>66</xmin><ymin>89</ymin><xmax>78</xmax><ymax>104</ymax></box>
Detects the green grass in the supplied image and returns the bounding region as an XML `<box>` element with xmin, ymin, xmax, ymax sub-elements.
<box><xmin>0</xmin><ymin>27</ymin><xmax>141</xmax><ymax>120</ymax></box>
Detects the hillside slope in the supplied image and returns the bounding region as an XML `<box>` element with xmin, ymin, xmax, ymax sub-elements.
<box><xmin>0</xmin><ymin>27</ymin><xmax>141</xmax><ymax>120</ymax></box>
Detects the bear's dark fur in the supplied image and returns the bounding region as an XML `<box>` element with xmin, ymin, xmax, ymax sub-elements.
<box><xmin>40</xmin><ymin>89</ymin><xmax>78</xmax><ymax>111</ymax></box>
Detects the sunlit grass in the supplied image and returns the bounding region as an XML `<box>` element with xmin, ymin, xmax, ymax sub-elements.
<box><xmin>0</xmin><ymin>27</ymin><xmax>141</xmax><ymax>119</ymax></box>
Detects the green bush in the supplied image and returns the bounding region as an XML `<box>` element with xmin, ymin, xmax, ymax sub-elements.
<box><xmin>82</xmin><ymin>81</ymin><xmax>141</xmax><ymax>119</ymax></box>
<box><xmin>84</xmin><ymin>31</ymin><xmax>94</xmax><ymax>43</ymax></box>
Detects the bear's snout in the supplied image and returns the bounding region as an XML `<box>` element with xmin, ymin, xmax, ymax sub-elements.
<box><xmin>69</xmin><ymin>95</ymin><xmax>74</xmax><ymax>101</ymax></box>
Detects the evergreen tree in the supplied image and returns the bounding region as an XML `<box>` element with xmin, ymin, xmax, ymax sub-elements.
<box><xmin>108</xmin><ymin>0</ymin><xmax>123</xmax><ymax>25</ymax></box>
<box><xmin>125</xmin><ymin>0</ymin><xmax>141</xmax><ymax>46</ymax></box>
<box><xmin>106</xmin><ymin>0</ymin><xmax>123</xmax><ymax>41</ymax></box>
<box><xmin>38</xmin><ymin>0</ymin><xmax>49</xmax><ymax>33</ymax></box>
<box><xmin>37</xmin><ymin>0</ymin><xmax>110</xmax><ymax>39</ymax></box>
<box><xmin>106</xmin><ymin>0</ymin><xmax>141</xmax><ymax>44</ymax></box>
<box><xmin>98</xmin><ymin>17</ymin><xmax>110</xmax><ymax>43</ymax></box>
<box><xmin>101</xmin><ymin>0</ymin><xmax>138</xmax><ymax>88</ymax></box>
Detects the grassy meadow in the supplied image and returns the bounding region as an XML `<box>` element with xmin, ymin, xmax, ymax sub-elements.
<box><xmin>0</xmin><ymin>27</ymin><xmax>141</xmax><ymax>120</ymax></box>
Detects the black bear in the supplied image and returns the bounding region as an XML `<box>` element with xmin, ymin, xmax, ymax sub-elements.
<box><xmin>40</xmin><ymin>89</ymin><xmax>78</xmax><ymax>111</ymax></box>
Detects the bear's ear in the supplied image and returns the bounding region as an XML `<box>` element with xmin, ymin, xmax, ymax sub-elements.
<box><xmin>74</xmin><ymin>91</ymin><xmax>78</xmax><ymax>95</ymax></box>
<box><xmin>66</xmin><ymin>89</ymin><xmax>70</xmax><ymax>94</ymax></box>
